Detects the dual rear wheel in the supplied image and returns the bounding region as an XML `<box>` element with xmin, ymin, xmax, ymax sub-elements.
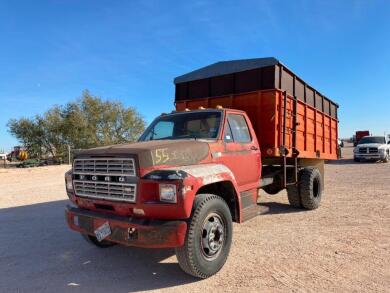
<box><xmin>287</xmin><ymin>167</ymin><xmax>323</xmax><ymax>210</ymax></box>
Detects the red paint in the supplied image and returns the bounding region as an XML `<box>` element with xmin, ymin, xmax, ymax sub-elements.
<box><xmin>66</xmin><ymin>109</ymin><xmax>259</xmax><ymax>238</ymax></box>
<box><xmin>355</xmin><ymin>130</ymin><xmax>370</xmax><ymax>144</ymax></box>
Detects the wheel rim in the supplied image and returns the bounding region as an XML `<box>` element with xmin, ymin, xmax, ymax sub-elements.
<box><xmin>200</xmin><ymin>212</ymin><xmax>225</xmax><ymax>261</ymax></box>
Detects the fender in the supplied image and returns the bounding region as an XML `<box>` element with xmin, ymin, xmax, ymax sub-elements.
<box><xmin>161</xmin><ymin>163</ymin><xmax>243</xmax><ymax>221</ymax></box>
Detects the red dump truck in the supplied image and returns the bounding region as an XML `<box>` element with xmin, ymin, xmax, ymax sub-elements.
<box><xmin>354</xmin><ymin>130</ymin><xmax>370</xmax><ymax>146</ymax></box>
<box><xmin>65</xmin><ymin>57</ymin><xmax>339</xmax><ymax>278</ymax></box>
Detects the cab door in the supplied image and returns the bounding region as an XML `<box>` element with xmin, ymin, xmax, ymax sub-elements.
<box><xmin>219</xmin><ymin>112</ymin><xmax>261</xmax><ymax>189</ymax></box>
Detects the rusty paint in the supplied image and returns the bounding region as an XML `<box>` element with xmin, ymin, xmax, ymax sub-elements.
<box><xmin>174</xmin><ymin>164</ymin><xmax>235</xmax><ymax>180</ymax></box>
<box><xmin>75</xmin><ymin>140</ymin><xmax>210</xmax><ymax>169</ymax></box>
<box><xmin>66</xmin><ymin>206</ymin><xmax>187</xmax><ymax>248</ymax></box>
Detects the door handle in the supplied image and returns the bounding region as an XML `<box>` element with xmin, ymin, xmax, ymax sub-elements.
<box><xmin>250</xmin><ymin>146</ymin><xmax>258</xmax><ymax>151</ymax></box>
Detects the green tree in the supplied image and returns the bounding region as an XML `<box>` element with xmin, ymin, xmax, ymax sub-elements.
<box><xmin>7</xmin><ymin>91</ymin><xmax>146</xmax><ymax>159</ymax></box>
<box><xmin>7</xmin><ymin>117</ymin><xmax>46</xmax><ymax>157</ymax></box>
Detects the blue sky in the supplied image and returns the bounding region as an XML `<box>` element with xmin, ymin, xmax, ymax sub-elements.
<box><xmin>1</xmin><ymin>0</ymin><xmax>389</xmax><ymax>151</ymax></box>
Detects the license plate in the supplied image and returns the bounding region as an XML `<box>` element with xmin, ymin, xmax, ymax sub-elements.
<box><xmin>94</xmin><ymin>222</ymin><xmax>111</xmax><ymax>242</ymax></box>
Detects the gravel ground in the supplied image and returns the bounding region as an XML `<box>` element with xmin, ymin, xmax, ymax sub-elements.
<box><xmin>0</xmin><ymin>145</ymin><xmax>389</xmax><ymax>292</ymax></box>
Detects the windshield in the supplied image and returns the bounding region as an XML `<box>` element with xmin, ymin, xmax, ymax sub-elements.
<box><xmin>358</xmin><ymin>136</ymin><xmax>385</xmax><ymax>144</ymax></box>
<box><xmin>139</xmin><ymin>111</ymin><xmax>222</xmax><ymax>141</ymax></box>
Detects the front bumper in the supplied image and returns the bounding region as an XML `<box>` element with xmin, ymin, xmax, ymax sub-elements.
<box><xmin>65</xmin><ymin>206</ymin><xmax>187</xmax><ymax>248</ymax></box>
<box><xmin>354</xmin><ymin>153</ymin><xmax>385</xmax><ymax>160</ymax></box>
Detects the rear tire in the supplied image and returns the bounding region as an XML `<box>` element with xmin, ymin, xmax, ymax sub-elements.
<box><xmin>287</xmin><ymin>184</ymin><xmax>302</xmax><ymax>208</ymax></box>
<box><xmin>175</xmin><ymin>194</ymin><xmax>232</xmax><ymax>279</ymax></box>
<box><xmin>81</xmin><ymin>234</ymin><xmax>116</xmax><ymax>248</ymax></box>
<box><xmin>263</xmin><ymin>183</ymin><xmax>282</xmax><ymax>195</ymax></box>
<box><xmin>263</xmin><ymin>174</ymin><xmax>283</xmax><ymax>195</ymax></box>
<box><xmin>299</xmin><ymin>167</ymin><xmax>323</xmax><ymax>210</ymax></box>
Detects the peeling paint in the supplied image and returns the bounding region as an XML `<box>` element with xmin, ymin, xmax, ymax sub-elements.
<box><xmin>161</xmin><ymin>164</ymin><xmax>235</xmax><ymax>184</ymax></box>
<box><xmin>202</xmin><ymin>173</ymin><xmax>225</xmax><ymax>185</ymax></box>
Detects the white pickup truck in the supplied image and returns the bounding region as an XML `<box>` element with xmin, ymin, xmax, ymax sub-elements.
<box><xmin>354</xmin><ymin>136</ymin><xmax>390</xmax><ymax>162</ymax></box>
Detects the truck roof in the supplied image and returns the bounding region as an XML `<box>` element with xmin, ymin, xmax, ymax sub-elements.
<box><xmin>168</xmin><ymin>108</ymin><xmax>244</xmax><ymax>116</ymax></box>
<box><xmin>174</xmin><ymin>57</ymin><xmax>279</xmax><ymax>84</ymax></box>
<box><xmin>174</xmin><ymin>57</ymin><xmax>339</xmax><ymax>116</ymax></box>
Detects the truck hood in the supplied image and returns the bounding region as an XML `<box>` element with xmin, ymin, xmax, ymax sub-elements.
<box><xmin>74</xmin><ymin>140</ymin><xmax>210</xmax><ymax>169</ymax></box>
<box><xmin>357</xmin><ymin>143</ymin><xmax>386</xmax><ymax>149</ymax></box>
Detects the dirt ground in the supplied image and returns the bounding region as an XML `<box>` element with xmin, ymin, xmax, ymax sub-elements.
<box><xmin>0</xmin><ymin>144</ymin><xmax>389</xmax><ymax>292</ymax></box>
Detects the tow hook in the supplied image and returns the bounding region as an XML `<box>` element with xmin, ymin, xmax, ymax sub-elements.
<box><xmin>128</xmin><ymin>227</ymin><xmax>138</xmax><ymax>240</ymax></box>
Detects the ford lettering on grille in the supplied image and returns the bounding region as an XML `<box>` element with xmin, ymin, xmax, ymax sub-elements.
<box><xmin>73</xmin><ymin>158</ymin><xmax>136</xmax><ymax>203</ymax></box>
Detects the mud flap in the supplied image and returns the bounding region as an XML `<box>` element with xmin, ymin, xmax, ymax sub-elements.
<box><xmin>240</xmin><ymin>189</ymin><xmax>259</xmax><ymax>222</ymax></box>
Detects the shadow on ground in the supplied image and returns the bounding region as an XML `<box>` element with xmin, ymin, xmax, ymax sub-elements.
<box><xmin>326</xmin><ymin>158</ymin><xmax>355</xmax><ymax>165</ymax></box>
<box><xmin>327</xmin><ymin>158</ymin><xmax>383</xmax><ymax>165</ymax></box>
<box><xmin>257</xmin><ymin>202</ymin><xmax>304</xmax><ymax>215</ymax></box>
<box><xmin>0</xmin><ymin>200</ymin><xmax>197</xmax><ymax>293</ymax></box>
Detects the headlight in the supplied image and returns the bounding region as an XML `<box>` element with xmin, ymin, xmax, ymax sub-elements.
<box><xmin>353</xmin><ymin>148</ymin><xmax>358</xmax><ymax>153</ymax></box>
<box><xmin>65</xmin><ymin>170</ymin><xmax>73</xmax><ymax>192</ymax></box>
<box><xmin>379</xmin><ymin>148</ymin><xmax>386</xmax><ymax>153</ymax></box>
<box><xmin>159</xmin><ymin>184</ymin><xmax>177</xmax><ymax>203</ymax></box>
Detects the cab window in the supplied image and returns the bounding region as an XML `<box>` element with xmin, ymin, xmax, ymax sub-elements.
<box><xmin>223</xmin><ymin>121</ymin><xmax>233</xmax><ymax>142</ymax></box>
<box><xmin>226</xmin><ymin>114</ymin><xmax>251</xmax><ymax>143</ymax></box>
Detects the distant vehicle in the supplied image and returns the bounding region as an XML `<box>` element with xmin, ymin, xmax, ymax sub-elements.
<box><xmin>353</xmin><ymin>136</ymin><xmax>390</xmax><ymax>162</ymax></box>
<box><xmin>337</xmin><ymin>139</ymin><xmax>343</xmax><ymax>159</ymax></box>
<box><xmin>0</xmin><ymin>153</ymin><xmax>7</xmax><ymax>160</ymax></box>
<box><xmin>354</xmin><ymin>130</ymin><xmax>370</xmax><ymax>146</ymax></box>
<box><xmin>7</xmin><ymin>146</ymin><xmax>28</xmax><ymax>161</ymax></box>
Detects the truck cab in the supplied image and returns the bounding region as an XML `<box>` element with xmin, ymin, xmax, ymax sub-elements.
<box><xmin>66</xmin><ymin>108</ymin><xmax>263</xmax><ymax>277</ymax></box>
<box><xmin>353</xmin><ymin>136</ymin><xmax>390</xmax><ymax>162</ymax></box>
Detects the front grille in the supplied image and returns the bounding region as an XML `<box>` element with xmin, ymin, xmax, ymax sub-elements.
<box><xmin>358</xmin><ymin>147</ymin><xmax>378</xmax><ymax>154</ymax></box>
<box><xmin>72</xmin><ymin>157</ymin><xmax>137</xmax><ymax>202</ymax></box>
<box><xmin>73</xmin><ymin>158</ymin><xmax>136</xmax><ymax>176</ymax></box>
<box><xmin>358</xmin><ymin>148</ymin><xmax>367</xmax><ymax>153</ymax></box>
<box><xmin>369</xmin><ymin>148</ymin><xmax>378</xmax><ymax>153</ymax></box>
<box><xmin>73</xmin><ymin>180</ymin><xmax>136</xmax><ymax>203</ymax></box>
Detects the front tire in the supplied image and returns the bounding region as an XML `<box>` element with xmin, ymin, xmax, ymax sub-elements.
<box><xmin>382</xmin><ymin>153</ymin><xmax>389</xmax><ymax>163</ymax></box>
<box><xmin>175</xmin><ymin>194</ymin><xmax>233</xmax><ymax>279</ymax></box>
